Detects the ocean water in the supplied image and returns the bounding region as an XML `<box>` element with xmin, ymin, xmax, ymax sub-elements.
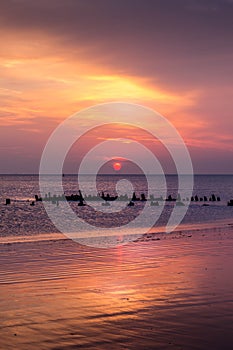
<box><xmin>0</xmin><ymin>175</ymin><xmax>232</xmax><ymax>243</ymax></box>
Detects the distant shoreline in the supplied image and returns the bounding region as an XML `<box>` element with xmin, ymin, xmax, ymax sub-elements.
<box><xmin>1</xmin><ymin>217</ymin><xmax>232</xmax><ymax>246</ymax></box>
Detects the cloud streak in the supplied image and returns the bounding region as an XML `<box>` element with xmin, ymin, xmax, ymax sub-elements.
<box><xmin>0</xmin><ymin>0</ymin><xmax>232</xmax><ymax>172</ymax></box>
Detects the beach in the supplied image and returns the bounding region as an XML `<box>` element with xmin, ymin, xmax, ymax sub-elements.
<box><xmin>1</xmin><ymin>0</ymin><xmax>233</xmax><ymax>348</ymax></box>
<box><xmin>1</xmin><ymin>225</ymin><xmax>233</xmax><ymax>350</ymax></box>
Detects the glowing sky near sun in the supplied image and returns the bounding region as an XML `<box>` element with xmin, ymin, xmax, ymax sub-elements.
<box><xmin>0</xmin><ymin>0</ymin><xmax>233</xmax><ymax>173</ymax></box>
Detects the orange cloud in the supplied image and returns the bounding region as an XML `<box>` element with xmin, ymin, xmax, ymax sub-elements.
<box><xmin>0</xmin><ymin>32</ymin><xmax>198</xmax><ymax>132</ymax></box>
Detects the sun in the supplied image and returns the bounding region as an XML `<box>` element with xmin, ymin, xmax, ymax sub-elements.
<box><xmin>113</xmin><ymin>162</ymin><xmax>122</xmax><ymax>171</ymax></box>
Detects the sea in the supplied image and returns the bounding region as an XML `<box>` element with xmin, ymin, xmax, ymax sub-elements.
<box><xmin>0</xmin><ymin>174</ymin><xmax>232</xmax><ymax>246</ymax></box>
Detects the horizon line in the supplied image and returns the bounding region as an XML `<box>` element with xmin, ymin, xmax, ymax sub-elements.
<box><xmin>0</xmin><ymin>173</ymin><xmax>233</xmax><ymax>176</ymax></box>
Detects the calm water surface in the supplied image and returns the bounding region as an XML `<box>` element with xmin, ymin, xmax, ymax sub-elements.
<box><xmin>0</xmin><ymin>175</ymin><xmax>232</xmax><ymax>240</ymax></box>
<box><xmin>0</xmin><ymin>176</ymin><xmax>233</xmax><ymax>349</ymax></box>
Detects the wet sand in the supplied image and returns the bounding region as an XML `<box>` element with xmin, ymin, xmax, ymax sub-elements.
<box><xmin>1</xmin><ymin>227</ymin><xmax>233</xmax><ymax>350</ymax></box>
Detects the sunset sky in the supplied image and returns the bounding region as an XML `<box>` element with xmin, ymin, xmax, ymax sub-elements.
<box><xmin>0</xmin><ymin>0</ymin><xmax>233</xmax><ymax>173</ymax></box>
